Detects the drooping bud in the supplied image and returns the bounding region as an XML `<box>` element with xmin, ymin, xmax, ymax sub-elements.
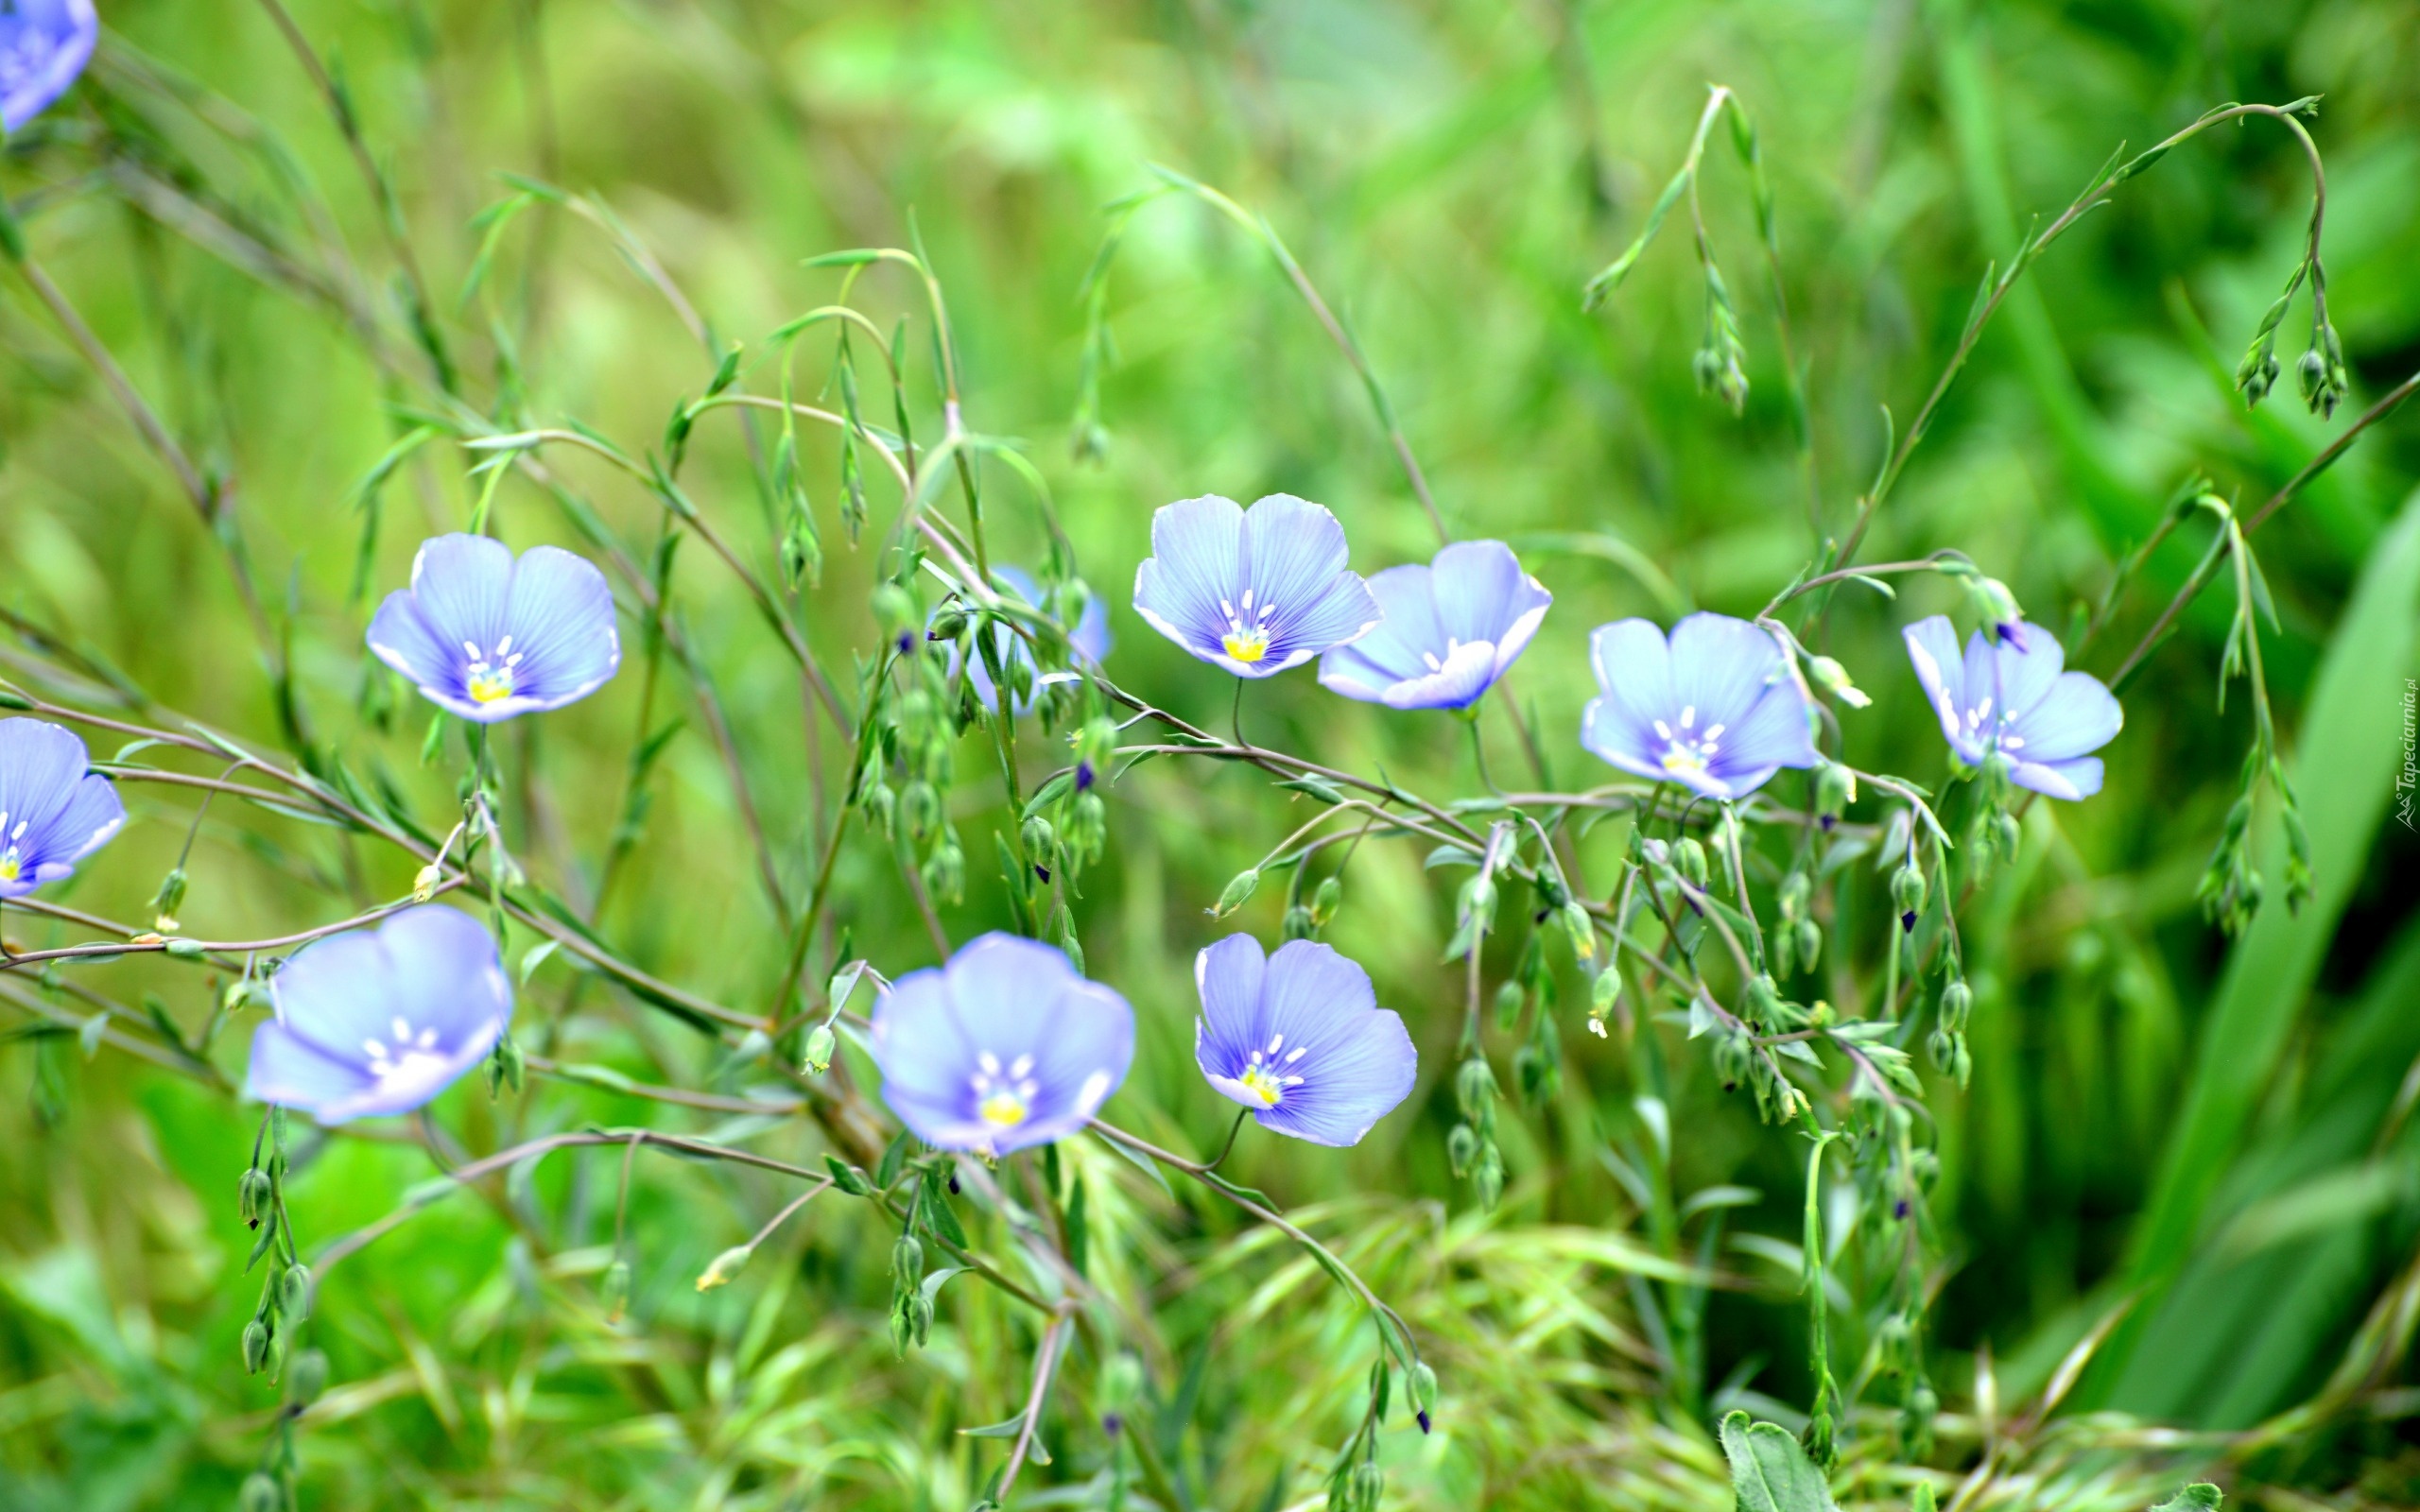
<box><xmin>1813</xmin><ymin>761</ymin><xmax>1856</xmax><ymax>831</ymax></box>
<box><xmin>696</xmin><ymin>1245</ymin><xmax>754</xmax><ymax>1292</ymax></box>
<box><xmin>1493</xmin><ymin>979</ymin><xmax>1526</xmax><ymax>1032</ymax></box>
<box><xmin>1965</xmin><ymin>576</ymin><xmax>2025</xmax><ymax>646</ymax></box>
<box><xmin>1891</xmin><ymin>862</ymin><xmax>1927</xmax><ymax>933</ymax></box>
<box><xmin>1282</xmin><ymin>904</ymin><xmax>1316</xmax><ymax>942</ymax></box>
<box><xmin>1214</xmin><ymin>869</ymin><xmax>1260</xmax><ymax>918</ymax></box>
<box><xmin>1445</xmin><ymin>1122</ymin><xmax>1478</xmax><ymax>1177</ymax></box>
<box><xmin>411</xmin><ymin>864</ymin><xmax>441</xmax><ymax>903</ymax></box>
<box><xmin>1792</xmin><ymin>918</ymin><xmax>1822</xmax><ymax>973</ymax></box>
<box><xmin>871</xmin><ymin>583</ymin><xmax>920</xmax><ymax>642</ymax></box>
<box><xmin>1806</xmin><ymin>655</ymin><xmax>1871</xmax><ymax>709</ymax></box>
<box><xmin>1672</xmin><ymin>837</ymin><xmax>1709</xmax><ymax>889</ymax></box>
<box><xmin>1560</xmin><ymin>902</ymin><xmax>1596</xmax><ymax>960</ymax></box>
<box><xmin>1310</xmin><ymin>876</ymin><xmax>1342</xmax><ymax>926</ymax></box>
<box><xmin>1454</xmin><ymin>1057</ymin><xmax>1497</xmax><ymax>1122</ymax></box>
<box><xmin>1409</xmin><ymin>1360</ymin><xmax>1439</xmax><ymax>1434</ymax></box>
<box><xmin>1938</xmin><ymin>979</ymin><xmax>1973</xmax><ymax>1034</ymax></box>
<box><xmin>239</xmin><ymin>1168</ymin><xmax>273</xmax><ymax>1229</ymax></box>
<box><xmin>804</xmin><ymin>1024</ymin><xmax>837</xmax><ymax>1075</ymax></box>
<box><xmin>280</xmin><ymin>1263</ymin><xmax>314</xmax><ymax>1322</ymax></box>
<box><xmin>151</xmin><ymin>868</ymin><xmax>188</xmax><ymax>934</ymax></box>
<box><xmin>891</xmin><ymin>1233</ymin><xmax>925</xmax><ymax>1287</ymax></box>
<box><xmin>1021</xmin><ymin>816</ymin><xmax>1056</xmax><ymax>868</ymax></box>
<box><xmin>1473</xmin><ymin>1142</ymin><xmax>1506</xmax><ymax>1211</ymax></box>
<box><xmin>242</xmin><ymin>1319</ymin><xmax>271</xmax><ymax>1374</ymax></box>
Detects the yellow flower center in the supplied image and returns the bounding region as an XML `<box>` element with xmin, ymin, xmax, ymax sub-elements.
<box><xmin>978</xmin><ymin>1091</ymin><xmax>1029</xmax><ymax>1127</ymax></box>
<box><xmin>1652</xmin><ymin>708</ymin><xmax>1725</xmax><ymax>782</ymax></box>
<box><xmin>1237</xmin><ymin>1063</ymin><xmax>1288</xmax><ymax>1107</ymax></box>
<box><xmin>0</xmin><ymin>850</ymin><xmax>19</xmax><ymax>885</ymax></box>
<box><xmin>1222</xmin><ymin>627</ymin><xmax>1270</xmax><ymax>663</ymax></box>
<box><xmin>462</xmin><ymin>636</ymin><xmax>524</xmax><ymax>704</ymax></box>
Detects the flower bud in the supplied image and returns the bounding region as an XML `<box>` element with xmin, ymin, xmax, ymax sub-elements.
<box><xmin>926</xmin><ymin>608</ymin><xmax>969</xmax><ymax>643</ymax></box>
<box><xmin>1993</xmin><ymin>811</ymin><xmax>2021</xmax><ymax>857</ymax></box>
<box><xmin>1590</xmin><ymin>968</ymin><xmax>1620</xmax><ymax>1024</ymax></box>
<box><xmin>1445</xmin><ymin>1122</ymin><xmax>1478</xmax><ymax>1177</ymax></box>
<box><xmin>1745</xmin><ymin>973</ymin><xmax>1785</xmax><ymax>1029</ymax></box>
<box><xmin>901</xmin><ymin>782</ymin><xmax>942</xmax><ymax>844</ymax></box>
<box><xmin>921</xmin><ymin>838</ymin><xmax>964</xmax><ymax>905</ymax></box>
<box><xmin>152</xmin><ymin>868</ymin><xmax>188</xmax><ymax>934</ymax></box>
<box><xmin>1806</xmin><ymin>655</ymin><xmax>1872</xmax><ymax>709</ymax></box>
<box><xmin>1673</xmin><ymin>837</ymin><xmax>1709</xmax><ymax>889</ymax></box>
<box><xmin>1494</xmin><ymin>980</ymin><xmax>1525</xmax><ymax>1031</ymax></box>
<box><xmin>280</xmin><ymin>1263</ymin><xmax>314</xmax><ymax>1322</ymax></box>
<box><xmin>242</xmin><ymin>1319</ymin><xmax>271</xmax><ymax>1374</ymax></box>
<box><xmin>891</xmin><ymin>1233</ymin><xmax>924</xmax><ymax>1287</ymax></box>
<box><xmin>1813</xmin><ymin>761</ymin><xmax>1855</xmax><ymax>831</ymax></box>
<box><xmin>1005</xmin><ymin>654</ymin><xmax>1036</xmax><ymax>705</ymax></box>
<box><xmin>1021</xmin><ymin>816</ymin><xmax>1056</xmax><ymax>866</ymax></box>
<box><xmin>1792</xmin><ymin>918</ymin><xmax>1822</xmax><ymax>973</ymax></box>
<box><xmin>1281</xmin><ymin>904</ymin><xmax>1316</xmax><ymax>942</ymax></box>
<box><xmin>411</xmin><ymin>864</ymin><xmax>441</xmax><ymax>903</ymax></box>
<box><xmin>1638</xmin><ymin>836</ymin><xmax>1670</xmax><ymax>867</ymax></box>
<box><xmin>1461</xmin><ymin>875</ymin><xmax>1497</xmax><ymax>927</ymax></box>
<box><xmin>871</xmin><ymin>582</ymin><xmax>920</xmax><ymax>639</ymax></box>
<box><xmin>1214</xmin><ymin>868</ymin><xmax>1260</xmax><ymax>917</ymax></box>
<box><xmin>1561</xmin><ymin>902</ymin><xmax>1596</xmax><ymax>960</ymax></box>
<box><xmin>239</xmin><ymin>1167</ymin><xmax>273</xmax><ymax>1229</ymax></box>
<box><xmin>1473</xmin><ymin>1142</ymin><xmax>1506</xmax><ymax>1211</ymax></box>
<box><xmin>1891</xmin><ymin>863</ymin><xmax>1926</xmax><ymax>931</ymax></box>
<box><xmin>600</xmin><ymin>1259</ymin><xmax>631</xmax><ymax>1323</ymax></box>
<box><xmin>1939</xmin><ymin>978</ymin><xmax>1972</xmax><ymax>1034</ymax></box>
<box><xmin>1310</xmin><ymin>876</ymin><xmax>1342</xmax><ymax>925</ymax></box>
<box><xmin>1409</xmin><ymin>1360</ymin><xmax>1438</xmax><ymax>1433</ymax></box>
<box><xmin>2296</xmin><ymin>346</ymin><xmax>2328</xmax><ymax>405</ymax></box>
<box><xmin>1350</xmin><ymin>1461</ymin><xmax>1384</xmax><ymax>1512</ymax></box>
<box><xmin>1065</xmin><ymin>791</ymin><xmax>1108</xmax><ymax>859</ymax></box>
<box><xmin>285</xmin><ymin>1348</ymin><xmax>328</xmax><ymax>1408</ymax></box>
<box><xmin>696</xmin><ymin>1245</ymin><xmax>754</xmax><ymax>1292</ymax></box>
<box><xmin>804</xmin><ymin>1024</ymin><xmax>837</xmax><ymax>1075</ymax></box>
<box><xmin>1455</xmin><ymin>1057</ymin><xmax>1497</xmax><ymax>1121</ymax></box>
<box><xmin>239</xmin><ymin>1471</ymin><xmax>284</xmax><ymax>1512</ymax></box>
<box><xmin>1778</xmin><ymin>869</ymin><xmax>1811</xmax><ymax>918</ymax></box>
<box><xmin>1966</xmin><ymin>576</ymin><xmax>2025</xmax><ymax>644</ymax></box>
<box><xmin>495</xmin><ymin>1036</ymin><xmax>525</xmax><ymax>1095</ymax></box>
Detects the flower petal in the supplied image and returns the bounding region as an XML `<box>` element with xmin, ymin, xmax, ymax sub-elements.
<box><xmin>20</xmin><ymin>771</ymin><xmax>124</xmax><ymax>879</ymax></box>
<box><xmin>2013</xmin><ymin>755</ymin><xmax>2104</xmax><ymax>800</ymax></box>
<box><xmin>1703</xmin><ymin>683</ymin><xmax>1816</xmax><ymax>786</ymax></box>
<box><xmin>1902</xmin><ymin>616</ymin><xmax>1978</xmax><ymax>760</ymax></box>
<box><xmin>502</xmin><ymin>545</ymin><xmax>621</xmax><ymax>708</ymax></box>
<box><xmin>366</xmin><ymin>590</ymin><xmax>458</xmax><ymax>693</ymax></box>
<box><xmin>1251</xmin><ymin>942</ymin><xmax>1414</xmax><ymax>1146</ymax></box>
<box><xmin>1581</xmin><ymin>619</ymin><xmax>1676</xmax><ymax>777</ymax></box>
<box><xmin>243</xmin><ymin>1021</ymin><xmax>378</xmax><ymax>1117</ymax></box>
<box><xmin>2008</xmin><ymin>671</ymin><xmax>2122</xmax><ymax>764</ymax></box>
<box><xmin>272</xmin><ymin>905</ymin><xmax>511</xmax><ymax>1067</ymax></box>
<box><xmin>1132</xmin><ymin>495</ymin><xmax>1246</xmax><ymax>658</ymax></box>
<box><xmin>0</xmin><ymin>0</ymin><xmax>96</xmax><ymax>134</ymax></box>
<box><xmin>1379</xmin><ymin>640</ymin><xmax>1499</xmax><ymax>711</ymax></box>
<box><xmin>1667</xmin><ymin>613</ymin><xmax>1787</xmax><ymax>731</ymax></box>
<box><xmin>1432</xmin><ymin>541</ymin><xmax>1550</xmax><ymax>660</ymax></box>
<box><xmin>405</xmin><ymin>534</ymin><xmax>515</xmax><ymax>655</ymax></box>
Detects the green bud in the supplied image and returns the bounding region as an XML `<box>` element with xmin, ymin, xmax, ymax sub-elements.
<box><xmin>926</xmin><ymin>608</ymin><xmax>969</xmax><ymax>643</ymax></box>
<box><xmin>871</xmin><ymin>582</ymin><xmax>920</xmax><ymax>639</ymax></box>
<box><xmin>1939</xmin><ymin>978</ymin><xmax>1973</xmax><ymax>1032</ymax></box>
<box><xmin>1214</xmin><ymin>868</ymin><xmax>1260</xmax><ymax>917</ymax></box>
<box><xmin>239</xmin><ymin>1168</ymin><xmax>273</xmax><ymax>1229</ymax></box>
<box><xmin>1473</xmin><ymin>1141</ymin><xmax>1506</xmax><ymax>1211</ymax></box>
<box><xmin>1561</xmin><ymin>902</ymin><xmax>1596</xmax><ymax>961</ymax></box>
<box><xmin>1806</xmin><ymin>654</ymin><xmax>1871</xmax><ymax>709</ymax></box>
<box><xmin>286</xmin><ymin>1348</ymin><xmax>328</xmax><ymax>1408</ymax></box>
<box><xmin>892</xmin><ymin>1233</ymin><xmax>925</xmax><ymax>1287</ymax></box>
<box><xmin>804</xmin><ymin>1024</ymin><xmax>837</xmax><ymax>1075</ymax></box>
<box><xmin>1993</xmin><ymin>811</ymin><xmax>2021</xmax><ymax>857</ymax></box>
<box><xmin>239</xmin><ymin>1471</ymin><xmax>284</xmax><ymax>1512</ymax></box>
<box><xmin>1534</xmin><ymin>870</ymin><xmax>1570</xmax><ymax>909</ymax></box>
<box><xmin>1672</xmin><ymin>837</ymin><xmax>1709</xmax><ymax>888</ymax></box>
<box><xmin>1282</xmin><ymin>904</ymin><xmax>1316</xmax><ymax>942</ymax></box>
<box><xmin>242</xmin><ymin>1319</ymin><xmax>271</xmax><ymax>1374</ymax></box>
<box><xmin>1792</xmin><ymin>918</ymin><xmax>1822</xmax><ymax>973</ymax></box>
<box><xmin>1006</xmin><ymin>654</ymin><xmax>1036</xmax><ymax>705</ymax></box>
<box><xmin>2296</xmin><ymin>346</ymin><xmax>2328</xmax><ymax>405</ymax></box>
<box><xmin>151</xmin><ymin>868</ymin><xmax>189</xmax><ymax>933</ymax></box>
<box><xmin>1778</xmin><ymin>869</ymin><xmax>1811</xmax><ymax>918</ymax></box>
<box><xmin>601</xmin><ymin>1259</ymin><xmax>631</xmax><ymax>1323</ymax></box>
<box><xmin>496</xmin><ymin>1035</ymin><xmax>525</xmax><ymax>1094</ymax></box>
<box><xmin>280</xmin><ymin>1263</ymin><xmax>313</xmax><ymax>1322</ymax></box>
<box><xmin>1064</xmin><ymin>791</ymin><xmax>1108</xmax><ymax>859</ymax></box>
<box><xmin>696</xmin><ymin>1245</ymin><xmax>754</xmax><ymax>1292</ymax></box>
<box><xmin>1445</xmin><ymin>1122</ymin><xmax>1478</xmax><ymax>1177</ymax></box>
<box><xmin>1409</xmin><ymin>1359</ymin><xmax>1438</xmax><ymax>1433</ymax></box>
<box><xmin>1813</xmin><ymin>761</ymin><xmax>1855</xmax><ymax>830</ymax></box>
<box><xmin>901</xmin><ymin>781</ymin><xmax>942</xmax><ymax>844</ymax></box>
<box><xmin>1310</xmin><ymin>876</ymin><xmax>1342</xmax><ymax>925</ymax></box>
<box><xmin>1021</xmin><ymin>816</ymin><xmax>1056</xmax><ymax>866</ymax></box>
<box><xmin>921</xmin><ymin>838</ymin><xmax>964</xmax><ymax>905</ymax></box>
<box><xmin>1350</xmin><ymin>1461</ymin><xmax>1384</xmax><ymax>1512</ymax></box>
<box><xmin>1493</xmin><ymin>979</ymin><xmax>1526</xmax><ymax>1031</ymax></box>
<box><xmin>1891</xmin><ymin>862</ymin><xmax>1927</xmax><ymax>931</ymax></box>
<box><xmin>1745</xmin><ymin>973</ymin><xmax>1785</xmax><ymax>1029</ymax></box>
<box><xmin>1455</xmin><ymin>1057</ymin><xmax>1497</xmax><ymax>1122</ymax></box>
<box><xmin>1462</xmin><ymin>875</ymin><xmax>1497</xmax><ymax>927</ymax></box>
<box><xmin>1589</xmin><ymin>968</ymin><xmax>1620</xmax><ymax>1024</ymax></box>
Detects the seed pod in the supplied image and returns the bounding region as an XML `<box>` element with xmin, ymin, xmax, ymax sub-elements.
<box><xmin>804</xmin><ymin>1024</ymin><xmax>837</xmax><ymax>1075</ymax></box>
<box><xmin>1493</xmin><ymin>979</ymin><xmax>1525</xmax><ymax>1032</ymax></box>
<box><xmin>239</xmin><ymin>1168</ymin><xmax>273</xmax><ymax>1229</ymax></box>
<box><xmin>242</xmin><ymin>1319</ymin><xmax>270</xmax><ymax>1374</ymax></box>
<box><xmin>891</xmin><ymin>1233</ymin><xmax>924</xmax><ymax>1288</ymax></box>
<box><xmin>1455</xmin><ymin>1057</ymin><xmax>1497</xmax><ymax>1121</ymax></box>
<box><xmin>1891</xmin><ymin>863</ymin><xmax>1926</xmax><ymax>930</ymax></box>
<box><xmin>1282</xmin><ymin>904</ymin><xmax>1316</xmax><ymax>942</ymax></box>
<box><xmin>696</xmin><ymin>1245</ymin><xmax>754</xmax><ymax>1293</ymax></box>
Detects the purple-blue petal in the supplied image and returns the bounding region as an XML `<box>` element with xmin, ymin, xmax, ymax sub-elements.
<box><xmin>0</xmin><ymin>718</ymin><xmax>124</xmax><ymax>899</ymax></box>
<box><xmin>0</xmin><ymin>0</ymin><xmax>96</xmax><ymax>134</ymax></box>
<box><xmin>1581</xmin><ymin>620</ymin><xmax>1678</xmax><ymax>780</ymax></box>
<box><xmin>367</xmin><ymin>535</ymin><xmax>619</xmax><ymax>722</ymax></box>
<box><xmin>2008</xmin><ymin>672</ymin><xmax>2122</xmax><ymax>765</ymax></box>
<box><xmin>1583</xmin><ymin>614</ymin><xmax>1813</xmax><ymax>799</ymax></box>
<box><xmin>1903</xmin><ymin>616</ymin><xmax>2118</xmax><ymax>796</ymax></box>
<box><xmin>1319</xmin><ymin>542</ymin><xmax>1548</xmax><ymax>711</ymax></box>
<box><xmin>1192</xmin><ymin>936</ymin><xmax>1416</xmax><ymax>1147</ymax></box>
<box><xmin>1132</xmin><ymin>495</ymin><xmax>1246</xmax><ymax>662</ymax></box>
<box><xmin>497</xmin><ymin>545</ymin><xmax>621</xmax><ymax>706</ymax></box>
<box><xmin>1901</xmin><ymin>616</ymin><xmax>1974</xmax><ymax>759</ymax></box>
<box><xmin>1134</xmin><ymin>494</ymin><xmax>1376</xmax><ymax>679</ymax></box>
<box><xmin>870</xmin><ymin>933</ymin><xmax>1134</xmax><ymax>1153</ymax></box>
<box><xmin>254</xmin><ymin>905</ymin><xmax>512</xmax><ymax>1124</ymax></box>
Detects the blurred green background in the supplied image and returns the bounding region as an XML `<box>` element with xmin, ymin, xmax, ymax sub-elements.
<box><xmin>3</xmin><ymin>0</ymin><xmax>2419</xmax><ymax>1506</ymax></box>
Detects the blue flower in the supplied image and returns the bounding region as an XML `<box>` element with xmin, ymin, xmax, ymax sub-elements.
<box><xmin>1902</xmin><ymin>615</ymin><xmax>2121</xmax><ymax>800</ymax></box>
<box><xmin>1132</xmin><ymin>494</ymin><xmax>1381</xmax><ymax>679</ymax></box>
<box><xmin>368</xmin><ymin>534</ymin><xmax>621</xmax><ymax>722</ymax></box>
<box><xmin>943</xmin><ymin>565</ymin><xmax>1112</xmax><ymax>714</ymax></box>
<box><xmin>0</xmin><ymin>0</ymin><xmax>95</xmax><ymax>134</ymax></box>
<box><xmin>0</xmin><ymin>717</ymin><xmax>123</xmax><ymax>899</ymax></box>
<box><xmin>1317</xmin><ymin>541</ymin><xmax>1551</xmax><ymax>712</ymax></box>
<box><xmin>1582</xmin><ymin>612</ymin><xmax>1817</xmax><ymax>800</ymax></box>
<box><xmin>243</xmin><ymin>906</ymin><xmax>513</xmax><ymax>1125</ymax></box>
<box><xmin>870</xmin><ymin>933</ymin><xmax>1134</xmax><ymax>1155</ymax></box>
<box><xmin>1193</xmin><ymin>935</ymin><xmax>1417</xmax><ymax>1147</ymax></box>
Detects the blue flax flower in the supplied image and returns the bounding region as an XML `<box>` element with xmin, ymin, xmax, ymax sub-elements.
<box><xmin>1318</xmin><ymin>541</ymin><xmax>1552</xmax><ymax>712</ymax></box>
<box><xmin>1193</xmin><ymin>935</ymin><xmax>1417</xmax><ymax>1147</ymax></box>
<box><xmin>244</xmin><ymin>906</ymin><xmax>513</xmax><ymax>1125</ymax></box>
<box><xmin>870</xmin><ymin>933</ymin><xmax>1134</xmax><ymax>1155</ymax></box>
<box><xmin>0</xmin><ymin>717</ymin><xmax>123</xmax><ymax>898</ymax></box>
<box><xmin>0</xmin><ymin>0</ymin><xmax>96</xmax><ymax>133</ymax></box>
<box><xmin>1902</xmin><ymin>615</ymin><xmax>2121</xmax><ymax>800</ymax></box>
<box><xmin>1132</xmin><ymin>494</ymin><xmax>1380</xmax><ymax>679</ymax></box>
<box><xmin>368</xmin><ymin>534</ymin><xmax>621</xmax><ymax>722</ymax></box>
<box><xmin>1582</xmin><ymin>612</ymin><xmax>1817</xmax><ymax>800</ymax></box>
<box><xmin>945</xmin><ymin>565</ymin><xmax>1112</xmax><ymax>714</ymax></box>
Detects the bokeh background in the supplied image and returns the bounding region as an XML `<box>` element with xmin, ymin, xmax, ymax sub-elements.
<box><xmin>3</xmin><ymin>0</ymin><xmax>2418</xmax><ymax>1506</ymax></box>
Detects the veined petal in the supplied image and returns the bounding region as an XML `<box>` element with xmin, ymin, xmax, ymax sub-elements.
<box><xmin>2007</xmin><ymin>670</ymin><xmax>2122</xmax><ymax>763</ymax></box>
<box><xmin>1133</xmin><ymin>496</ymin><xmax>1246</xmax><ymax>656</ymax></box>
<box><xmin>2013</xmin><ymin>755</ymin><xmax>2104</xmax><ymax>800</ymax></box>
<box><xmin>244</xmin><ymin>1022</ymin><xmax>379</xmax><ymax>1117</ymax></box>
<box><xmin>406</xmin><ymin>535</ymin><xmax>515</xmax><ymax>654</ymax></box>
<box><xmin>1667</xmin><ymin>613</ymin><xmax>1787</xmax><ymax>731</ymax></box>
<box><xmin>1379</xmin><ymin>640</ymin><xmax>1499</xmax><ymax>710</ymax></box>
<box><xmin>1705</xmin><ymin>682</ymin><xmax>1816</xmax><ymax>781</ymax></box>
<box><xmin>366</xmin><ymin>590</ymin><xmax>458</xmax><ymax>694</ymax></box>
<box><xmin>1431</xmin><ymin>541</ymin><xmax>1548</xmax><ymax>653</ymax></box>
<box><xmin>502</xmin><ymin>545</ymin><xmax>621</xmax><ymax>708</ymax></box>
<box><xmin>1902</xmin><ymin>616</ymin><xmax>1977</xmax><ymax>759</ymax></box>
<box><xmin>0</xmin><ymin>0</ymin><xmax>96</xmax><ymax>133</ymax></box>
<box><xmin>1582</xmin><ymin>620</ymin><xmax>1676</xmax><ymax>774</ymax></box>
<box><xmin>21</xmin><ymin>770</ymin><xmax>124</xmax><ymax>872</ymax></box>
